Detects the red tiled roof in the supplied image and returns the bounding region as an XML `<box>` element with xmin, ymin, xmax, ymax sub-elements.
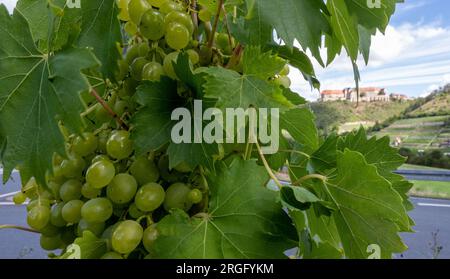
<box><xmin>321</xmin><ymin>90</ymin><xmax>343</xmax><ymax>95</ymax></box>
<box><xmin>359</xmin><ymin>87</ymin><xmax>382</xmax><ymax>92</ymax></box>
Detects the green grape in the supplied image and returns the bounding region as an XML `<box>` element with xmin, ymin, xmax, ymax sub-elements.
<box><xmin>111</xmin><ymin>220</ymin><xmax>144</xmax><ymax>254</ymax></box>
<box><xmin>186</xmin><ymin>49</ymin><xmax>199</xmax><ymax>65</ymax></box>
<box><xmin>86</xmin><ymin>159</ymin><xmax>116</xmax><ymax>189</ymax></box>
<box><xmin>92</xmin><ymin>154</ymin><xmax>110</xmax><ymax>164</ymax></box>
<box><xmin>13</xmin><ymin>192</ymin><xmax>27</xmax><ymax>205</ymax></box>
<box><xmin>102</xmin><ymin>223</ymin><xmax>120</xmax><ymax>251</ymax></box>
<box><xmin>147</xmin><ymin>0</ymin><xmax>167</xmax><ymax>8</ymax></box>
<box><xmin>61</xmin><ymin>200</ymin><xmax>84</xmax><ymax>224</ymax></box>
<box><xmin>159</xmin><ymin>0</ymin><xmax>184</xmax><ymax>14</ymax></box>
<box><xmin>163</xmin><ymin>183</ymin><xmax>192</xmax><ymax>212</ymax></box>
<box><xmin>40</xmin><ymin>223</ymin><xmax>61</xmax><ymax>237</ymax></box>
<box><xmin>50</xmin><ymin>203</ymin><xmax>67</xmax><ymax>227</ymax></box>
<box><xmin>81</xmin><ymin>198</ymin><xmax>113</xmax><ymax>223</ymax></box>
<box><xmin>27</xmin><ymin>198</ymin><xmax>51</xmax><ymax>212</ymax></box>
<box><xmin>117</xmin><ymin>0</ymin><xmax>131</xmax><ymax>21</ymax></box>
<box><xmin>124</xmin><ymin>21</ymin><xmax>138</xmax><ymax>36</ymax></box>
<box><xmin>142</xmin><ymin>62</ymin><xmax>164</xmax><ymax>81</ymax></box>
<box><xmin>130</xmin><ymin>57</ymin><xmax>149</xmax><ymax>80</ymax></box>
<box><xmin>59</xmin><ymin>179</ymin><xmax>82</xmax><ymax>202</ymax></box>
<box><xmin>128</xmin><ymin>0</ymin><xmax>151</xmax><ymax>25</ymax></box>
<box><xmin>81</xmin><ymin>183</ymin><xmax>100</xmax><ymax>199</ymax></box>
<box><xmin>40</xmin><ymin>234</ymin><xmax>62</xmax><ymax>251</ymax></box>
<box><xmin>164</xmin><ymin>11</ymin><xmax>194</xmax><ymax>35</ymax></box>
<box><xmin>140</xmin><ymin>9</ymin><xmax>165</xmax><ymax>40</ymax></box>
<box><xmin>198</xmin><ymin>9</ymin><xmax>211</xmax><ymax>22</ymax></box>
<box><xmin>72</xmin><ymin>132</ymin><xmax>98</xmax><ymax>156</ymax></box>
<box><xmin>60</xmin><ymin>226</ymin><xmax>77</xmax><ymax>245</ymax></box>
<box><xmin>117</xmin><ymin>59</ymin><xmax>129</xmax><ymax>81</ymax></box>
<box><xmin>107</xmin><ymin>173</ymin><xmax>138</xmax><ymax>204</ymax></box>
<box><xmin>274</xmin><ymin>76</ymin><xmax>291</xmax><ymax>88</ymax></box>
<box><xmin>60</xmin><ymin>154</ymin><xmax>85</xmax><ymax>178</ymax></box>
<box><xmin>48</xmin><ymin>181</ymin><xmax>61</xmax><ymax>200</ymax></box>
<box><xmin>163</xmin><ymin>51</ymin><xmax>179</xmax><ymax>79</ymax></box>
<box><xmin>187</xmin><ymin>188</ymin><xmax>203</xmax><ymax>204</ymax></box>
<box><xmin>174</xmin><ymin>161</ymin><xmax>192</xmax><ymax>173</ymax></box>
<box><xmin>38</xmin><ymin>187</ymin><xmax>55</xmax><ymax>200</ymax></box>
<box><xmin>27</xmin><ymin>205</ymin><xmax>51</xmax><ymax>230</ymax></box>
<box><xmin>101</xmin><ymin>252</ymin><xmax>123</xmax><ymax>259</ymax></box>
<box><xmin>130</xmin><ymin>156</ymin><xmax>159</xmax><ymax>185</ymax></box>
<box><xmin>216</xmin><ymin>33</ymin><xmax>231</xmax><ymax>54</ymax></box>
<box><xmin>166</xmin><ymin>22</ymin><xmax>190</xmax><ymax>50</ymax></box>
<box><xmin>142</xmin><ymin>224</ymin><xmax>158</xmax><ymax>252</ymax></box>
<box><xmin>106</xmin><ymin>130</ymin><xmax>134</xmax><ymax>160</ymax></box>
<box><xmin>77</xmin><ymin>219</ymin><xmax>105</xmax><ymax>237</ymax></box>
<box><xmin>97</xmin><ymin>130</ymin><xmax>110</xmax><ymax>154</ymax></box>
<box><xmin>279</xmin><ymin>64</ymin><xmax>290</xmax><ymax>76</ymax></box>
<box><xmin>134</xmin><ymin>183</ymin><xmax>165</xmax><ymax>212</ymax></box>
<box><xmin>114</xmin><ymin>99</ymin><xmax>129</xmax><ymax>117</ymax></box>
<box><xmin>128</xmin><ymin>203</ymin><xmax>145</xmax><ymax>219</ymax></box>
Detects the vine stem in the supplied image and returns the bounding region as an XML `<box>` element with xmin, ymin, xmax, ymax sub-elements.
<box><xmin>190</xmin><ymin>0</ymin><xmax>199</xmax><ymax>40</ymax></box>
<box><xmin>255</xmin><ymin>141</ymin><xmax>283</xmax><ymax>189</ymax></box>
<box><xmin>89</xmin><ymin>88</ymin><xmax>129</xmax><ymax>130</ymax></box>
<box><xmin>278</xmin><ymin>149</ymin><xmax>311</xmax><ymax>159</ymax></box>
<box><xmin>220</xmin><ymin>5</ymin><xmax>233</xmax><ymax>49</ymax></box>
<box><xmin>292</xmin><ymin>174</ymin><xmax>328</xmax><ymax>186</ymax></box>
<box><xmin>207</xmin><ymin>0</ymin><xmax>224</xmax><ymax>48</ymax></box>
<box><xmin>225</xmin><ymin>43</ymin><xmax>243</xmax><ymax>69</ymax></box>
<box><xmin>0</xmin><ymin>225</ymin><xmax>40</xmax><ymax>234</ymax></box>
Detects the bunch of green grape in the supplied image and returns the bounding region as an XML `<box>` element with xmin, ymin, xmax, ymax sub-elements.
<box><xmin>12</xmin><ymin>0</ymin><xmax>242</xmax><ymax>259</ymax></box>
<box><xmin>14</xmin><ymin>129</ymin><xmax>206</xmax><ymax>259</ymax></box>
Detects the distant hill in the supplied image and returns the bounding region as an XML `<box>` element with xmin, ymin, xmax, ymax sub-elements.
<box><xmin>309</xmin><ymin>100</ymin><xmax>412</xmax><ymax>135</ymax></box>
<box><xmin>405</xmin><ymin>84</ymin><xmax>450</xmax><ymax>117</ymax></box>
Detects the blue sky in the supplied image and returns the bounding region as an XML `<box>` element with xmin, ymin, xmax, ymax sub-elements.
<box><xmin>1</xmin><ymin>0</ymin><xmax>449</xmax><ymax>100</ymax></box>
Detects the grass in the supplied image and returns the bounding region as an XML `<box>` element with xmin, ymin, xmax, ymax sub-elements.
<box><xmin>409</xmin><ymin>180</ymin><xmax>450</xmax><ymax>200</ymax></box>
<box><xmin>400</xmin><ymin>164</ymin><xmax>449</xmax><ymax>171</ymax></box>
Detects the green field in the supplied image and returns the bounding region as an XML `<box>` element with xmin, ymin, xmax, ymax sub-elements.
<box><xmin>375</xmin><ymin>115</ymin><xmax>450</xmax><ymax>152</ymax></box>
<box><xmin>410</xmin><ymin>180</ymin><xmax>450</xmax><ymax>200</ymax></box>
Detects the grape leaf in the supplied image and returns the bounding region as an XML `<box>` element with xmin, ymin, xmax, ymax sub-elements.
<box><xmin>59</xmin><ymin>231</ymin><xmax>107</xmax><ymax>259</ymax></box>
<box><xmin>202</xmin><ymin>47</ymin><xmax>294</xmax><ymax>111</ymax></box>
<box><xmin>131</xmin><ymin>78</ymin><xmax>219</xmax><ymax>171</ymax></box>
<box><xmin>344</xmin><ymin>0</ymin><xmax>397</xmax><ymax>32</ymax></box>
<box><xmin>280</xmin><ymin>108</ymin><xmax>319</xmax><ymax>154</ymax></box>
<box><xmin>77</xmin><ymin>0</ymin><xmax>121</xmax><ymax>81</ymax></box>
<box><xmin>153</xmin><ymin>158</ymin><xmax>297</xmax><ymax>258</ymax></box>
<box><xmin>242</xmin><ymin>46</ymin><xmax>286</xmax><ymax>80</ymax></box>
<box><xmin>131</xmin><ymin>78</ymin><xmax>184</xmax><ymax>155</ymax></box>
<box><xmin>280</xmin><ymin>185</ymin><xmax>320</xmax><ymax>211</ymax></box>
<box><xmin>0</xmin><ymin>7</ymin><xmax>98</xmax><ymax>185</ymax></box>
<box><xmin>249</xmin><ymin>0</ymin><xmax>330</xmax><ymax>64</ymax></box>
<box><xmin>319</xmin><ymin>149</ymin><xmax>410</xmax><ymax>258</ymax></box>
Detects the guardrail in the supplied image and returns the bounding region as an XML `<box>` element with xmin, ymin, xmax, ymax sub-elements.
<box><xmin>395</xmin><ymin>169</ymin><xmax>450</xmax><ymax>182</ymax></box>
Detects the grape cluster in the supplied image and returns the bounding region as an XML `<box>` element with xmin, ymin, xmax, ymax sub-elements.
<box><xmin>15</xmin><ymin>129</ymin><xmax>206</xmax><ymax>258</ymax></box>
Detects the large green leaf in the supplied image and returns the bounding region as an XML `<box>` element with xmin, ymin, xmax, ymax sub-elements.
<box><xmin>77</xmin><ymin>0</ymin><xmax>121</xmax><ymax>81</ymax></box>
<box><xmin>280</xmin><ymin>108</ymin><xmax>319</xmax><ymax>154</ymax></box>
<box><xmin>320</xmin><ymin>150</ymin><xmax>410</xmax><ymax>258</ymax></box>
<box><xmin>0</xmin><ymin>7</ymin><xmax>98</xmax><ymax>185</ymax></box>
<box><xmin>202</xmin><ymin>47</ymin><xmax>293</xmax><ymax>111</ymax></box>
<box><xmin>153</xmin><ymin>158</ymin><xmax>297</xmax><ymax>258</ymax></box>
<box><xmin>249</xmin><ymin>0</ymin><xmax>330</xmax><ymax>64</ymax></box>
<box><xmin>59</xmin><ymin>231</ymin><xmax>107</xmax><ymax>259</ymax></box>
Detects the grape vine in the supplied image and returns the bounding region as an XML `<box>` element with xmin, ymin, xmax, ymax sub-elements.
<box><xmin>0</xmin><ymin>0</ymin><xmax>411</xmax><ymax>259</ymax></box>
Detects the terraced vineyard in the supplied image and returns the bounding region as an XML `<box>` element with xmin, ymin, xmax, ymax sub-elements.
<box><xmin>375</xmin><ymin>116</ymin><xmax>450</xmax><ymax>152</ymax></box>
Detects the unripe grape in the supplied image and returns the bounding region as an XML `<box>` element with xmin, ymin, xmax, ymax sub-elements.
<box><xmin>106</xmin><ymin>130</ymin><xmax>134</xmax><ymax>160</ymax></box>
<box><xmin>13</xmin><ymin>192</ymin><xmax>27</xmax><ymax>205</ymax></box>
<box><xmin>81</xmin><ymin>198</ymin><xmax>113</xmax><ymax>223</ymax></box>
<box><xmin>101</xmin><ymin>252</ymin><xmax>123</xmax><ymax>259</ymax></box>
<box><xmin>130</xmin><ymin>57</ymin><xmax>149</xmax><ymax>80</ymax></box>
<box><xmin>50</xmin><ymin>203</ymin><xmax>67</xmax><ymax>227</ymax></box>
<box><xmin>166</xmin><ymin>22</ymin><xmax>190</xmax><ymax>50</ymax></box>
<box><xmin>164</xmin><ymin>11</ymin><xmax>194</xmax><ymax>35</ymax></box>
<box><xmin>40</xmin><ymin>234</ymin><xmax>62</xmax><ymax>251</ymax></box>
<box><xmin>117</xmin><ymin>0</ymin><xmax>131</xmax><ymax>21</ymax></box>
<box><xmin>159</xmin><ymin>0</ymin><xmax>184</xmax><ymax>14</ymax></box>
<box><xmin>40</xmin><ymin>223</ymin><xmax>61</xmax><ymax>237</ymax></box>
<box><xmin>142</xmin><ymin>225</ymin><xmax>158</xmax><ymax>252</ymax></box>
<box><xmin>86</xmin><ymin>159</ymin><xmax>116</xmax><ymax>189</ymax></box>
<box><xmin>198</xmin><ymin>9</ymin><xmax>211</xmax><ymax>22</ymax></box>
<box><xmin>142</xmin><ymin>62</ymin><xmax>164</xmax><ymax>81</ymax></box>
<box><xmin>61</xmin><ymin>200</ymin><xmax>84</xmax><ymax>224</ymax></box>
<box><xmin>27</xmin><ymin>205</ymin><xmax>51</xmax><ymax>230</ymax></box>
<box><xmin>59</xmin><ymin>179</ymin><xmax>82</xmax><ymax>202</ymax></box>
<box><xmin>112</xmin><ymin>220</ymin><xmax>144</xmax><ymax>254</ymax></box>
<box><xmin>147</xmin><ymin>0</ymin><xmax>167</xmax><ymax>8</ymax></box>
<box><xmin>60</xmin><ymin>154</ymin><xmax>85</xmax><ymax>178</ymax></box>
<box><xmin>186</xmin><ymin>49</ymin><xmax>200</xmax><ymax>65</ymax></box>
<box><xmin>128</xmin><ymin>0</ymin><xmax>151</xmax><ymax>25</ymax></box>
<box><xmin>124</xmin><ymin>21</ymin><xmax>138</xmax><ymax>36</ymax></box>
<box><xmin>163</xmin><ymin>183</ymin><xmax>192</xmax><ymax>212</ymax></box>
<box><xmin>163</xmin><ymin>51</ymin><xmax>179</xmax><ymax>79</ymax></box>
<box><xmin>140</xmin><ymin>9</ymin><xmax>165</xmax><ymax>40</ymax></box>
<box><xmin>130</xmin><ymin>156</ymin><xmax>160</xmax><ymax>185</ymax></box>
<box><xmin>77</xmin><ymin>219</ymin><xmax>105</xmax><ymax>237</ymax></box>
<box><xmin>187</xmin><ymin>188</ymin><xmax>203</xmax><ymax>204</ymax></box>
<box><xmin>107</xmin><ymin>173</ymin><xmax>138</xmax><ymax>204</ymax></box>
<box><xmin>134</xmin><ymin>183</ymin><xmax>165</xmax><ymax>212</ymax></box>
<box><xmin>72</xmin><ymin>132</ymin><xmax>98</xmax><ymax>157</ymax></box>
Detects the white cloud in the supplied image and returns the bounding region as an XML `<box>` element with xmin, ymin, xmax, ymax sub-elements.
<box><xmin>290</xmin><ymin>22</ymin><xmax>450</xmax><ymax>100</ymax></box>
<box><xmin>0</xmin><ymin>0</ymin><xmax>17</xmax><ymax>12</ymax></box>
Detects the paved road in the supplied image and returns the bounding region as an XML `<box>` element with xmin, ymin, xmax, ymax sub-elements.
<box><xmin>1</xmin><ymin>171</ymin><xmax>450</xmax><ymax>258</ymax></box>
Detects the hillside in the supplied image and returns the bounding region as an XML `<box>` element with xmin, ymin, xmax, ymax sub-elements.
<box><xmin>407</xmin><ymin>85</ymin><xmax>450</xmax><ymax>117</ymax></box>
<box><xmin>309</xmin><ymin>100</ymin><xmax>412</xmax><ymax>134</ymax></box>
